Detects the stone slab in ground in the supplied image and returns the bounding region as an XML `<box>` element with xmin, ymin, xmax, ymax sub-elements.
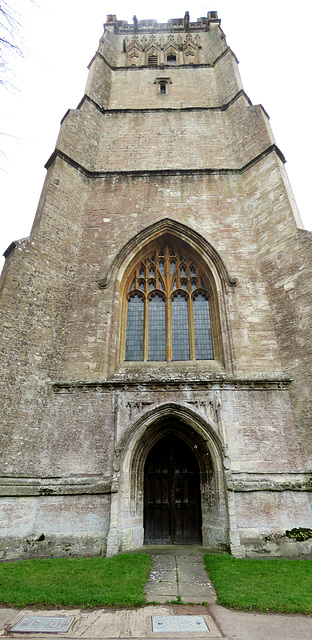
<box><xmin>152</xmin><ymin>615</ymin><xmax>209</xmax><ymax>632</ymax></box>
<box><xmin>150</xmin><ymin>557</ymin><xmax>177</xmax><ymax>570</ymax></box>
<box><xmin>148</xmin><ymin>570</ymin><xmax>177</xmax><ymax>583</ymax></box>
<box><xmin>11</xmin><ymin>616</ymin><xmax>75</xmax><ymax>633</ymax></box>
<box><xmin>146</xmin><ymin>585</ymin><xmax>179</xmax><ymax>597</ymax></box>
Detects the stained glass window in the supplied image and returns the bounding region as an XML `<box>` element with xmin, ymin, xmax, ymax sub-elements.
<box><xmin>148</xmin><ymin>294</ymin><xmax>166</xmax><ymax>360</ymax></box>
<box><xmin>125</xmin><ymin>294</ymin><xmax>144</xmax><ymax>360</ymax></box>
<box><xmin>172</xmin><ymin>294</ymin><xmax>190</xmax><ymax>360</ymax></box>
<box><xmin>193</xmin><ymin>293</ymin><xmax>214</xmax><ymax>360</ymax></box>
<box><xmin>123</xmin><ymin>243</ymin><xmax>216</xmax><ymax>362</ymax></box>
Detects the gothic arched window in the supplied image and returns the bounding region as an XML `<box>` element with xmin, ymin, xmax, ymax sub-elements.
<box><xmin>167</xmin><ymin>54</ymin><xmax>177</xmax><ymax>65</ymax></box>
<box><xmin>124</xmin><ymin>243</ymin><xmax>216</xmax><ymax>362</ymax></box>
<box><xmin>148</xmin><ymin>50</ymin><xmax>158</xmax><ymax>65</ymax></box>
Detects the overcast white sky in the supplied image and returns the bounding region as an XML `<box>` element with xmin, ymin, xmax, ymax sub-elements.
<box><xmin>0</xmin><ymin>1</ymin><xmax>311</xmax><ymax>271</ymax></box>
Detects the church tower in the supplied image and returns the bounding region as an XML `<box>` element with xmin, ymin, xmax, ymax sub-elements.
<box><xmin>0</xmin><ymin>12</ymin><xmax>311</xmax><ymax>559</ymax></box>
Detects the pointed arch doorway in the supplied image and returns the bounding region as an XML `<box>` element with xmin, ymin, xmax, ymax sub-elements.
<box><xmin>144</xmin><ymin>433</ymin><xmax>202</xmax><ymax>544</ymax></box>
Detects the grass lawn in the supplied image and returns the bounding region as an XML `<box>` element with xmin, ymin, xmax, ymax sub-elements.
<box><xmin>0</xmin><ymin>554</ymin><xmax>152</xmax><ymax>608</ymax></box>
<box><xmin>204</xmin><ymin>553</ymin><xmax>312</xmax><ymax>615</ymax></box>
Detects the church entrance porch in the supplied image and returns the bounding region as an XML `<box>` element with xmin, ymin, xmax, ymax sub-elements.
<box><xmin>106</xmin><ymin>402</ymin><xmax>231</xmax><ymax>557</ymax></box>
<box><xmin>144</xmin><ymin>433</ymin><xmax>202</xmax><ymax>544</ymax></box>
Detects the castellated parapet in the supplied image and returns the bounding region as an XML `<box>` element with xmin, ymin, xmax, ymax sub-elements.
<box><xmin>0</xmin><ymin>11</ymin><xmax>311</xmax><ymax>560</ymax></box>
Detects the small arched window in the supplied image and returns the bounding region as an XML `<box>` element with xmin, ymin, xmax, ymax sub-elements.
<box><xmin>124</xmin><ymin>243</ymin><xmax>216</xmax><ymax>362</ymax></box>
<box><xmin>148</xmin><ymin>51</ymin><xmax>158</xmax><ymax>65</ymax></box>
<box><xmin>167</xmin><ymin>54</ymin><xmax>177</xmax><ymax>65</ymax></box>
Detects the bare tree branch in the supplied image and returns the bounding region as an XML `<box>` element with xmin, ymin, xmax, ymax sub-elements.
<box><xmin>0</xmin><ymin>1</ymin><xmax>26</xmax><ymax>86</ymax></box>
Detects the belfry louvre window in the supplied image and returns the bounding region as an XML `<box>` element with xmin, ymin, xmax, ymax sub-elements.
<box><xmin>124</xmin><ymin>244</ymin><xmax>214</xmax><ymax>361</ymax></box>
<box><xmin>167</xmin><ymin>54</ymin><xmax>177</xmax><ymax>65</ymax></box>
<box><xmin>148</xmin><ymin>52</ymin><xmax>158</xmax><ymax>65</ymax></box>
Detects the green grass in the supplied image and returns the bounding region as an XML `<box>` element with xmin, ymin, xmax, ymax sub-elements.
<box><xmin>204</xmin><ymin>553</ymin><xmax>312</xmax><ymax>614</ymax></box>
<box><xmin>0</xmin><ymin>554</ymin><xmax>152</xmax><ymax>608</ymax></box>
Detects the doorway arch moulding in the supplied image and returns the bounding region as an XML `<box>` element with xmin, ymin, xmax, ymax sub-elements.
<box><xmin>106</xmin><ymin>401</ymin><xmax>236</xmax><ymax>556</ymax></box>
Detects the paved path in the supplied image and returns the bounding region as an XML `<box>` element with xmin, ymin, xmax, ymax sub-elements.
<box><xmin>141</xmin><ymin>545</ymin><xmax>216</xmax><ymax>603</ymax></box>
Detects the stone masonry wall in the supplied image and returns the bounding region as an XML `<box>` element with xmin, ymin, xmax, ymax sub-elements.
<box><xmin>61</xmin><ymin>169</ymin><xmax>283</xmax><ymax>380</ymax></box>
<box><xmin>242</xmin><ymin>155</ymin><xmax>312</xmax><ymax>465</ymax></box>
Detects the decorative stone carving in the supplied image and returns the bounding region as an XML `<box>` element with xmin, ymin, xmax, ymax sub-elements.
<box><xmin>126</xmin><ymin>400</ymin><xmax>154</xmax><ymax>421</ymax></box>
<box><xmin>52</xmin><ymin>377</ymin><xmax>292</xmax><ymax>395</ymax></box>
<box><xmin>113</xmin><ymin>448</ymin><xmax>121</xmax><ymax>472</ymax></box>
<box><xmin>98</xmin><ymin>276</ymin><xmax>108</xmax><ymax>289</ymax></box>
<box><xmin>214</xmin><ymin>390</ymin><xmax>222</xmax><ymax>421</ymax></box>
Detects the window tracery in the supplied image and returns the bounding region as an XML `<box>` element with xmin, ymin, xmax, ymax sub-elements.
<box><xmin>124</xmin><ymin>243</ymin><xmax>215</xmax><ymax>362</ymax></box>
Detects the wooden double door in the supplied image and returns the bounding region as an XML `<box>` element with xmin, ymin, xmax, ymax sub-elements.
<box><xmin>144</xmin><ymin>433</ymin><xmax>202</xmax><ymax>544</ymax></box>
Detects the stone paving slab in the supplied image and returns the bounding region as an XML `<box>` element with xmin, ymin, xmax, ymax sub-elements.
<box><xmin>179</xmin><ymin>582</ymin><xmax>215</xmax><ymax>591</ymax></box>
<box><xmin>137</xmin><ymin>545</ymin><xmax>207</xmax><ymax>557</ymax></box>
<box><xmin>148</xmin><ymin>571</ymin><xmax>177</xmax><ymax>582</ymax></box>
<box><xmin>179</xmin><ymin>596</ymin><xmax>216</xmax><ymax>604</ymax></box>
<box><xmin>150</xmin><ymin>557</ymin><xmax>177</xmax><ymax>570</ymax></box>
<box><xmin>177</xmin><ymin>568</ymin><xmax>208</xmax><ymax>578</ymax></box>
<box><xmin>0</xmin><ymin>610</ymin><xmax>81</xmax><ymax>638</ymax></box>
<box><xmin>0</xmin><ymin>608</ymin><xmax>16</xmax><ymax>630</ymax></box>
<box><xmin>176</xmin><ymin>555</ymin><xmax>204</xmax><ymax>563</ymax></box>
<box><xmin>11</xmin><ymin>616</ymin><xmax>75</xmax><ymax>633</ymax></box>
<box><xmin>178</xmin><ymin>575</ymin><xmax>213</xmax><ymax>585</ymax></box>
<box><xmin>146</xmin><ymin>586</ymin><xmax>179</xmax><ymax>598</ymax></box>
<box><xmin>152</xmin><ymin>615</ymin><xmax>209</xmax><ymax>632</ymax></box>
<box><xmin>209</xmin><ymin>603</ymin><xmax>312</xmax><ymax>640</ymax></box>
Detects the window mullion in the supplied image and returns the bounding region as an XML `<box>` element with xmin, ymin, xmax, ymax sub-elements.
<box><xmin>165</xmin><ymin>247</ymin><xmax>172</xmax><ymax>362</ymax></box>
<box><xmin>188</xmin><ymin>295</ymin><xmax>195</xmax><ymax>360</ymax></box>
<box><xmin>166</xmin><ymin>296</ymin><xmax>172</xmax><ymax>361</ymax></box>
<box><xmin>143</xmin><ymin>295</ymin><xmax>149</xmax><ymax>361</ymax></box>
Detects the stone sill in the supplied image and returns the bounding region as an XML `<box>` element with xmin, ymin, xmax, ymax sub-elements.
<box><xmin>0</xmin><ymin>476</ymin><xmax>113</xmax><ymax>497</ymax></box>
<box><xmin>113</xmin><ymin>359</ymin><xmax>225</xmax><ymax>382</ymax></box>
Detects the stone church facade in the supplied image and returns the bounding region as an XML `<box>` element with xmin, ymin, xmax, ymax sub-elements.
<box><xmin>0</xmin><ymin>11</ymin><xmax>311</xmax><ymax>560</ymax></box>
